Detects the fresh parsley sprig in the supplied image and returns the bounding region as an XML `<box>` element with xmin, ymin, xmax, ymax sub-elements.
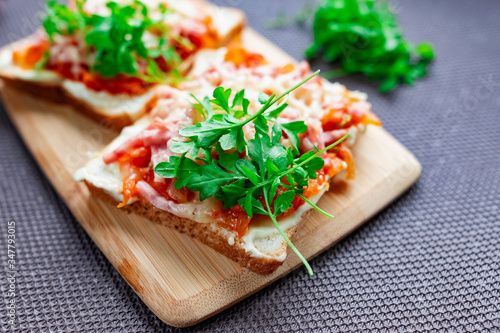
<box><xmin>42</xmin><ymin>0</ymin><xmax>189</xmax><ymax>82</ymax></box>
<box><xmin>155</xmin><ymin>70</ymin><xmax>349</xmax><ymax>275</ymax></box>
<box><xmin>267</xmin><ymin>0</ymin><xmax>435</xmax><ymax>93</ymax></box>
<box><xmin>306</xmin><ymin>0</ymin><xmax>435</xmax><ymax>93</ymax></box>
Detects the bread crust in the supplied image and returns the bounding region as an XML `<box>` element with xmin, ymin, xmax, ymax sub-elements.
<box><xmin>0</xmin><ymin>75</ymin><xmax>66</xmax><ymax>103</ymax></box>
<box><xmin>84</xmin><ymin>180</ymin><xmax>295</xmax><ymax>275</ymax></box>
<box><xmin>0</xmin><ymin>74</ymin><xmax>137</xmax><ymax>130</ymax></box>
<box><xmin>213</xmin><ymin>8</ymin><xmax>245</xmax><ymax>47</ymax></box>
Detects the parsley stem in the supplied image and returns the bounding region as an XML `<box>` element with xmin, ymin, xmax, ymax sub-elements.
<box><xmin>263</xmin><ymin>189</ymin><xmax>314</xmax><ymax>276</ymax></box>
<box><xmin>297</xmin><ymin>194</ymin><xmax>334</xmax><ymax>218</ymax></box>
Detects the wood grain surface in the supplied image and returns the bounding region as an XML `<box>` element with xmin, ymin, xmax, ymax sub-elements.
<box><xmin>0</xmin><ymin>29</ymin><xmax>421</xmax><ymax>327</ymax></box>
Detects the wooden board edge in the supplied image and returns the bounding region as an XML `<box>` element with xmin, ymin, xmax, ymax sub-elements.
<box><xmin>0</xmin><ymin>27</ymin><xmax>423</xmax><ymax>327</ymax></box>
<box><xmin>0</xmin><ymin>80</ymin><xmax>422</xmax><ymax>328</ymax></box>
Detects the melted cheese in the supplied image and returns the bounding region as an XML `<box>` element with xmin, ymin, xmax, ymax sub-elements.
<box><xmin>75</xmin><ymin>157</ymin><xmax>125</xmax><ymax>202</ymax></box>
<box><xmin>62</xmin><ymin>80</ymin><xmax>159</xmax><ymax>117</ymax></box>
<box><xmin>239</xmin><ymin>187</ymin><xmax>328</xmax><ymax>261</ymax></box>
<box><xmin>74</xmin><ymin>117</ymin><xmax>152</xmax><ymax>202</ymax></box>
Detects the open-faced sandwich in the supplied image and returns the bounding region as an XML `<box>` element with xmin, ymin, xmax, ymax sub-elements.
<box><xmin>0</xmin><ymin>0</ymin><xmax>244</xmax><ymax>129</ymax></box>
<box><xmin>75</xmin><ymin>48</ymin><xmax>381</xmax><ymax>274</ymax></box>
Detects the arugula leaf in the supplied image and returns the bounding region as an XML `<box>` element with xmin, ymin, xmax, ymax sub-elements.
<box><xmin>190</xmin><ymin>94</ymin><xmax>214</xmax><ymax>119</ymax></box>
<box><xmin>266</xmin><ymin>102</ymin><xmax>288</xmax><ymax>119</ymax></box>
<box><xmin>178</xmin><ymin>71</ymin><xmax>320</xmax><ymax>158</ymax></box>
<box><xmin>211</xmin><ymin>87</ymin><xmax>232</xmax><ymax>113</ymax></box>
<box><xmin>280</xmin><ymin>121</ymin><xmax>308</xmax><ymax>152</ymax></box>
<box><xmin>169</xmin><ymin>140</ymin><xmax>198</xmax><ymax>158</ymax></box>
<box><xmin>219</xmin><ymin>128</ymin><xmax>240</xmax><ymax>151</ymax></box>
<box><xmin>155</xmin><ymin>156</ymin><xmax>197</xmax><ymax>179</ymax></box>
<box><xmin>240</xmin><ymin>166</ymin><xmax>259</xmax><ymax>186</ymax></box>
<box><xmin>274</xmin><ymin>191</ymin><xmax>295</xmax><ymax>216</ymax></box>
<box><xmin>43</xmin><ymin>0</ymin><xmax>80</xmax><ymax>38</ymax></box>
<box><xmin>253</xmin><ymin>115</ymin><xmax>269</xmax><ymax>137</ymax></box>
<box><xmin>186</xmin><ymin>163</ymin><xmax>245</xmax><ymax>201</ymax></box>
<box><xmin>247</xmin><ymin>130</ymin><xmax>287</xmax><ymax>172</ymax></box>
<box><xmin>218</xmin><ymin>179</ymin><xmax>247</xmax><ymax>208</ymax></box>
<box><xmin>218</xmin><ymin>152</ymin><xmax>239</xmax><ymax>172</ymax></box>
<box><xmin>232</xmin><ymin>89</ymin><xmax>245</xmax><ymax>107</ymax></box>
<box><xmin>271</xmin><ymin>122</ymin><xmax>282</xmax><ymax>144</ymax></box>
<box><xmin>154</xmin><ymin>155</ymin><xmax>199</xmax><ymax>189</ymax></box>
<box><xmin>258</xmin><ymin>92</ymin><xmax>271</xmax><ymax>104</ymax></box>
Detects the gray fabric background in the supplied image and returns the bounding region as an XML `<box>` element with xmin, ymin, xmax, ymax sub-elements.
<box><xmin>1</xmin><ymin>0</ymin><xmax>499</xmax><ymax>332</ymax></box>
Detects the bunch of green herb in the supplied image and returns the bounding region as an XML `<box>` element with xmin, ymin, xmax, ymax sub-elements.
<box><xmin>306</xmin><ymin>0</ymin><xmax>434</xmax><ymax>92</ymax></box>
<box><xmin>41</xmin><ymin>0</ymin><xmax>191</xmax><ymax>82</ymax></box>
<box><xmin>155</xmin><ymin>70</ymin><xmax>348</xmax><ymax>275</ymax></box>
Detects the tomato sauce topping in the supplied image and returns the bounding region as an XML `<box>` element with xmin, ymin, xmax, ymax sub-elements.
<box><xmin>321</xmin><ymin>105</ymin><xmax>381</xmax><ymax>132</ymax></box>
<box><xmin>116</xmin><ymin>146</ymin><xmax>195</xmax><ymax>207</ymax></box>
<box><xmin>224</xmin><ymin>46</ymin><xmax>268</xmax><ymax>68</ymax></box>
<box><xmin>12</xmin><ymin>39</ymin><xmax>49</xmax><ymax>70</ymax></box>
<box><xmin>214</xmin><ymin>204</ymin><xmax>252</xmax><ymax>238</ymax></box>
<box><xmin>49</xmin><ymin>62</ymin><xmax>157</xmax><ymax>95</ymax></box>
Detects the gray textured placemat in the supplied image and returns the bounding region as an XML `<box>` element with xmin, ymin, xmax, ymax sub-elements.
<box><xmin>1</xmin><ymin>0</ymin><xmax>499</xmax><ymax>332</ymax></box>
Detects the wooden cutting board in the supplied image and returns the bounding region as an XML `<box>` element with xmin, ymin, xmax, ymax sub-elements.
<box><xmin>0</xmin><ymin>29</ymin><xmax>421</xmax><ymax>327</ymax></box>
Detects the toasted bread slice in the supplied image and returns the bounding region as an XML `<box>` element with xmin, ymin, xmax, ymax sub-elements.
<box><xmin>75</xmin><ymin>92</ymin><xmax>347</xmax><ymax>274</ymax></box>
<box><xmin>0</xmin><ymin>66</ymin><xmax>162</xmax><ymax>130</ymax></box>
<box><xmin>0</xmin><ymin>2</ymin><xmax>245</xmax><ymax>130</ymax></box>
<box><xmin>74</xmin><ymin>107</ymin><xmax>335</xmax><ymax>274</ymax></box>
<box><xmin>83</xmin><ymin>179</ymin><xmax>320</xmax><ymax>274</ymax></box>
